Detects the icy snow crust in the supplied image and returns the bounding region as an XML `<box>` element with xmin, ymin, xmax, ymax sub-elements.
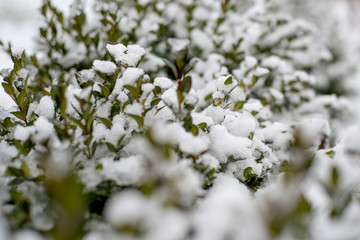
<box><xmin>1</xmin><ymin>0</ymin><xmax>360</xmax><ymax>239</ymax></box>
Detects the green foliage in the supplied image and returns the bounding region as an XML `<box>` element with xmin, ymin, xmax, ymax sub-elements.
<box><xmin>0</xmin><ymin>0</ymin><xmax>359</xmax><ymax>239</ymax></box>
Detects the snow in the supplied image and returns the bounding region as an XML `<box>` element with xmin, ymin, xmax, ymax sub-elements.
<box><xmin>154</xmin><ymin>77</ymin><xmax>173</xmax><ymax>89</ymax></box>
<box><xmin>193</xmin><ymin>174</ymin><xmax>265</xmax><ymax>240</ymax></box>
<box><xmin>161</xmin><ymin>87</ymin><xmax>180</xmax><ymax>111</ymax></box>
<box><xmin>295</xmin><ymin>118</ymin><xmax>331</xmax><ymax>148</ymax></box>
<box><xmin>106</xmin><ymin>43</ymin><xmax>146</xmax><ymax>67</ymax></box>
<box><xmin>14</xmin><ymin>125</ymin><xmax>36</xmax><ymax>142</ymax></box>
<box><xmin>205</xmin><ymin>106</ymin><xmax>226</xmax><ymax>124</ymax></box>
<box><xmin>78</xmin><ymin>69</ymin><xmax>96</xmax><ymax>84</ymax></box>
<box><xmin>33</xmin><ymin>117</ymin><xmax>55</xmax><ymax>143</ymax></box>
<box><xmin>209</xmin><ymin>125</ymin><xmax>252</xmax><ymax>163</ymax></box>
<box><xmin>92</xmin><ymin>60</ymin><xmax>117</xmax><ymax>75</ymax></box>
<box><xmin>13</xmin><ymin>230</ymin><xmax>44</xmax><ymax>240</ymax></box>
<box><xmin>101</xmin><ymin>156</ymin><xmax>145</xmax><ymax>186</ymax></box>
<box><xmin>254</xmin><ymin>67</ymin><xmax>269</xmax><ymax>77</ymax></box>
<box><xmin>120</xmin><ymin>67</ymin><xmax>144</xmax><ymax>86</ymax></box>
<box><xmin>35</xmin><ymin>96</ymin><xmax>55</xmax><ymax>119</ymax></box>
<box><xmin>104</xmin><ymin>190</ymin><xmax>153</xmax><ymax>228</ymax></box>
<box><xmin>222</xmin><ymin>114</ymin><xmax>256</xmax><ymax>138</ymax></box>
<box><xmin>152</xmin><ymin>122</ymin><xmax>210</xmax><ymax>156</ymax></box>
<box><xmin>1</xmin><ymin>0</ymin><xmax>360</xmax><ymax>239</ymax></box>
<box><xmin>167</xmin><ymin>38</ymin><xmax>190</xmax><ymax>53</ymax></box>
<box><xmin>191</xmin><ymin>29</ymin><xmax>214</xmax><ymax>54</ymax></box>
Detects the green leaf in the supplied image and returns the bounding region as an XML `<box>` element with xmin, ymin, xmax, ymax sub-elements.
<box><xmin>280</xmin><ymin>160</ymin><xmax>289</xmax><ymax>172</ymax></box>
<box><xmin>106</xmin><ymin>142</ymin><xmax>117</xmax><ymax>152</ymax></box>
<box><xmin>84</xmin><ymin>135</ymin><xmax>93</xmax><ymax>146</ymax></box>
<box><xmin>16</xmin><ymin>89</ymin><xmax>26</xmax><ymax>108</ymax></box>
<box><xmin>249</xmin><ymin>75</ymin><xmax>258</xmax><ymax>88</ymax></box>
<box><xmin>86</xmin><ymin>110</ymin><xmax>95</xmax><ymax>134</ymax></box>
<box><xmin>198</xmin><ymin>122</ymin><xmax>207</xmax><ymax>132</ymax></box>
<box><xmin>177</xmin><ymin>90</ymin><xmax>184</xmax><ymax>105</ymax></box>
<box><xmin>99</xmin><ymin>85</ymin><xmax>110</xmax><ymax>100</ymax></box>
<box><xmin>295</xmin><ymin>194</ymin><xmax>311</xmax><ymax>214</ymax></box>
<box><xmin>6</xmin><ymin>167</ymin><xmax>25</xmax><ymax>177</ymax></box>
<box><xmin>124</xmin><ymin>85</ymin><xmax>139</xmax><ymax>98</ymax></box>
<box><xmin>150</xmin><ymin>98</ymin><xmax>162</xmax><ymax>107</ymax></box>
<box><xmin>110</xmin><ymin>100</ymin><xmax>121</xmax><ymax>119</ymax></box>
<box><xmin>163</xmin><ymin>58</ymin><xmax>178</xmax><ymax>80</ymax></box>
<box><xmin>11</xmin><ymin>111</ymin><xmax>26</xmax><ymax>122</ymax></box>
<box><xmin>243</xmin><ymin>167</ymin><xmax>256</xmax><ymax>179</ymax></box>
<box><xmin>234</xmin><ymin>101</ymin><xmax>245</xmax><ymax>111</ymax></box>
<box><xmin>191</xmin><ymin>125</ymin><xmax>199</xmax><ymax>136</ymax></box>
<box><xmin>183</xmin><ymin>58</ymin><xmax>198</xmax><ymax>76</ymax></box>
<box><xmin>22</xmin><ymin>98</ymin><xmax>30</xmax><ymax>116</ymax></box>
<box><xmin>248</xmin><ymin>132</ymin><xmax>254</xmax><ymax>140</ymax></box>
<box><xmin>3</xmin><ymin>117</ymin><xmax>13</xmax><ymax>129</ymax></box>
<box><xmin>2</xmin><ymin>82</ymin><xmax>15</xmax><ymax>98</ymax></box>
<box><xmin>95</xmin><ymin>163</ymin><xmax>103</xmax><ymax>170</ymax></box>
<box><xmin>205</xmin><ymin>93</ymin><xmax>213</xmax><ymax>101</ymax></box>
<box><xmin>99</xmin><ymin>117</ymin><xmax>112</xmax><ymax>129</ymax></box>
<box><xmin>326</xmin><ymin>150</ymin><xmax>335</xmax><ymax>159</ymax></box>
<box><xmin>128</xmin><ymin>114</ymin><xmax>144</xmax><ymax>127</ymax></box>
<box><xmin>181</xmin><ymin>76</ymin><xmax>192</xmax><ymax>93</ymax></box>
<box><xmin>331</xmin><ymin>167</ymin><xmax>339</xmax><ymax>188</ymax></box>
<box><xmin>224</xmin><ymin>76</ymin><xmax>233</xmax><ymax>85</ymax></box>
<box><xmin>21</xmin><ymin>161</ymin><xmax>31</xmax><ymax>177</ymax></box>
<box><xmin>183</xmin><ymin>115</ymin><xmax>193</xmax><ymax>132</ymax></box>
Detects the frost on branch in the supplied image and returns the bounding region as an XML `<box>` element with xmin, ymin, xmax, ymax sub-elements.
<box><xmin>1</xmin><ymin>0</ymin><xmax>360</xmax><ymax>239</ymax></box>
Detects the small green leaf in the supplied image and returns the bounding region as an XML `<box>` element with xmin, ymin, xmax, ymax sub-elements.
<box><xmin>205</xmin><ymin>93</ymin><xmax>213</xmax><ymax>101</ymax></box>
<box><xmin>183</xmin><ymin>58</ymin><xmax>198</xmax><ymax>76</ymax></box>
<box><xmin>3</xmin><ymin>117</ymin><xmax>13</xmax><ymax>129</ymax></box>
<box><xmin>128</xmin><ymin>114</ymin><xmax>144</xmax><ymax>127</ymax></box>
<box><xmin>198</xmin><ymin>122</ymin><xmax>207</xmax><ymax>132</ymax></box>
<box><xmin>16</xmin><ymin>89</ymin><xmax>26</xmax><ymax>108</ymax></box>
<box><xmin>21</xmin><ymin>161</ymin><xmax>31</xmax><ymax>177</ymax></box>
<box><xmin>326</xmin><ymin>150</ymin><xmax>335</xmax><ymax>159</ymax></box>
<box><xmin>248</xmin><ymin>132</ymin><xmax>254</xmax><ymax>140</ymax></box>
<box><xmin>2</xmin><ymin>82</ymin><xmax>15</xmax><ymax>98</ymax></box>
<box><xmin>234</xmin><ymin>101</ymin><xmax>245</xmax><ymax>111</ymax></box>
<box><xmin>243</xmin><ymin>167</ymin><xmax>253</xmax><ymax>179</ymax></box>
<box><xmin>177</xmin><ymin>90</ymin><xmax>184</xmax><ymax>105</ymax></box>
<box><xmin>106</xmin><ymin>142</ymin><xmax>117</xmax><ymax>152</ymax></box>
<box><xmin>163</xmin><ymin>58</ymin><xmax>178</xmax><ymax>80</ymax></box>
<box><xmin>249</xmin><ymin>75</ymin><xmax>258</xmax><ymax>88</ymax></box>
<box><xmin>124</xmin><ymin>85</ymin><xmax>139</xmax><ymax>98</ymax></box>
<box><xmin>22</xmin><ymin>98</ymin><xmax>30</xmax><ymax>116</ymax></box>
<box><xmin>86</xmin><ymin>110</ymin><xmax>95</xmax><ymax>134</ymax></box>
<box><xmin>183</xmin><ymin>115</ymin><xmax>193</xmax><ymax>132</ymax></box>
<box><xmin>99</xmin><ymin>117</ymin><xmax>112</xmax><ymax>129</ymax></box>
<box><xmin>331</xmin><ymin>167</ymin><xmax>339</xmax><ymax>188</ymax></box>
<box><xmin>191</xmin><ymin>125</ymin><xmax>199</xmax><ymax>136</ymax></box>
<box><xmin>150</xmin><ymin>98</ymin><xmax>162</xmax><ymax>107</ymax></box>
<box><xmin>280</xmin><ymin>160</ymin><xmax>289</xmax><ymax>172</ymax></box>
<box><xmin>153</xmin><ymin>86</ymin><xmax>161</xmax><ymax>95</ymax></box>
<box><xmin>182</xmin><ymin>76</ymin><xmax>192</xmax><ymax>93</ymax></box>
<box><xmin>11</xmin><ymin>111</ymin><xmax>26</xmax><ymax>122</ymax></box>
<box><xmin>110</xmin><ymin>100</ymin><xmax>121</xmax><ymax>119</ymax></box>
<box><xmin>295</xmin><ymin>194</ymin><xmax>312</xmax><ymax>214</ymax></box>
<box><xmin>6</xmin><ymin>167</ymin><xmax>25</xmax><ymax>177</ymax></box>
<box><xmin>84</xmin><ymin>135</ymin><xmax>93</xmax><ymax>146</ymax></box>
<box><xmin>96</xmin><ymin>163</ymin><xmax>103</xmax><ymax>170</ymax></box>
<box><xmin>99</xmin><ymin>85</ymin><xmax>110</xmax><ymax>99</ymax></box>
<box><xmin>224</xmin><ymin>76</ymin><xmax>233</xmax><ymax>85</ymax></box>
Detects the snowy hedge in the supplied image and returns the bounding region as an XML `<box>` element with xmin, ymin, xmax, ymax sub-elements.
<box><xmin>1</xmin><ymin>0</ymin><xmax>360</xmax><ymax>239</ymax></box>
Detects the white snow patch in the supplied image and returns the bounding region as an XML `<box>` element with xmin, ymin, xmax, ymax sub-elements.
<box><xmin>35</xmin><ymin>96</ymin><xmax>54</xmax><ymax>119</ymax></box>
<box><xmin>92</xmin><ymin>60</ymin><xmax>117</xmax><ymax>75</ymax></box>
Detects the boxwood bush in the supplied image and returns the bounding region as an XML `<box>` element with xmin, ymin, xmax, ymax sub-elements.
<box><xmin>1</xmin><ymin>0</ymin><xmax>360</xmax><ymax>239</ymax></box>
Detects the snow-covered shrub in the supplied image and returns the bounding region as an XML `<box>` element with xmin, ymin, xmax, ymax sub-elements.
<box><xmin>1</xmin><ymin>0</ymin><xmax>360</xmax><ymax>239</ymax></box>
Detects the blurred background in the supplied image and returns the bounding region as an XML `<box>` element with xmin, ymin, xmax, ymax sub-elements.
<box><xmin>0</xmin><ymin>0</ymin><xmax>359</xmax><ymax>109</ymax></box>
